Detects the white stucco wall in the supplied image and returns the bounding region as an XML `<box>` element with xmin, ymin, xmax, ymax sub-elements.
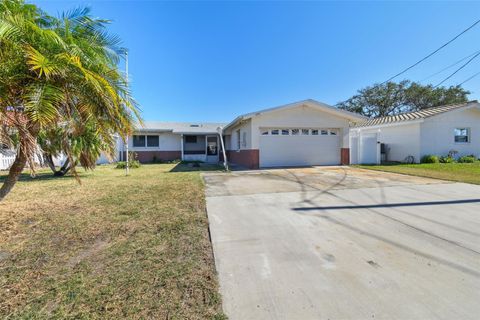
<box><xmin>226</xmin><ymin>119</ymin><xmax>252</xmax><ymax>150</ymax></box>
<box><xmin>250</xmin><ymin>105</ymin><xmax>352</xmax><ymax>149</ymax></box>
<box><xmin>128</xmin><ymin>132</ymin><xmax>181</xmax><ymax>151</ymax></box>
<box><xmin>359</xmin><ymin>122</ymin><xmax>422</xmax><ymax>163</ymax></box>
<box><xmin>420</xmin><ymin>106</ymin><xmax>480</xmax><ymax>158</ymax></box>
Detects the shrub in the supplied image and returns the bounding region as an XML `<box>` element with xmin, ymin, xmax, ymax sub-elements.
<box><xmin>457</xmin><ymin>155</ymin><xmax>477</xmax><ymax>163</ymax></box>
<box><xmin>115</xmin><ymin>160</ymin><xmax>141</xmax><ymax>169</ymax></box>
<box><xmin>439</xmin><ymin>156</ymin><xmax>455</xmax><ymax>163</ymax></box>
<box><xmin>421</xmin><ymin>155</ymin><xmax>439</xmax><ymax>163</ymax></box>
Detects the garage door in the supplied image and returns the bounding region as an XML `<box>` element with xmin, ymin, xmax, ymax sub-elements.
<box><xmin>259</xmin><ymin>128</ymin><xmax>341</xmax><ymax>167</ymax></box>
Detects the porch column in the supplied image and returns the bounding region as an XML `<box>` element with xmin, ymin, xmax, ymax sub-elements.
<box><xmin>205</xmin><ymin>135</ymin><xmax>208</xmax><ymax>162</ymax></box>
<box><xmin>180</xmin><ymin>134</ymin><xmax>184</xmax><ymax>161</ymax></box>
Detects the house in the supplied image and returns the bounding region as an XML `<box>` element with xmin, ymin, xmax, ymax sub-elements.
<box><xmin>350</xmin><ymin>101</ymin><xmax>480</xmax><ymax>164</ymax></box>
<box><xmin>117</xmin><ymin>122</ymin><xmax>227</xmax><ymax>164</ymax></box>
<box><xmin>221</xmin><ymin>99</ymin><xmax>366</xmax><ymax>168</ymax></box>
<box><xmin>119</xmin><ymin>100</ymin><xmax>366</xmax><ymax>168</ymax></box>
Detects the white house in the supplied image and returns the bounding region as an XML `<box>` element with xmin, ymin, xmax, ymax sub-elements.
<box><xmin>350</xmin><ymin>101</ymin><xmax>480</xmax><ymax>164</ymax></box>
<box><xmin>116</xmin><ymin>100</ymin><xmax>365</xmax><ymax>168</ymax></box>
<box><xmin>117</xmin><ymin>122</ymin><xmax>226</xmax><ymax>164</ymax></box>
<box><xmin>221</xmin><ymin>99</ymin><xmax>366</xmax><ymax>168</ymax></box>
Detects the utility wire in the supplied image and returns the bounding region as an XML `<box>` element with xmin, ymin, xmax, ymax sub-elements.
<box><xmin>420</xmin><ymin>49</ymin><xmax>480</xmax><ymax>82</ymax></box>
<box><xmin>458</xmin><ymin>70</ymin><xmax>480</xmax><ymax>86</ymax></box>
<box><xmin>381</xmin><ymin>18</ymin><xmax>480</xmax><ymax>85</ymax></box>
<box><xmin>434</xmin><ymin>51</ymin><xmax>480</xmax><ymax>87</ymax></box>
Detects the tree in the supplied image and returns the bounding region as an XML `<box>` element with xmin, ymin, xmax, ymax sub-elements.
<box><xmin>38</xmin><ymin>120</ymin><xmax>113</xmax><ymax>176</ymax></box>
<box><xmin>337</xmin><ymin>80</ymin><xmax>470</xmax><ymax>118</ymax></box>
<box><xmin>0</xmin><ymin>0</ymin><xmax>140</xmax><ymax>200</ymax></box>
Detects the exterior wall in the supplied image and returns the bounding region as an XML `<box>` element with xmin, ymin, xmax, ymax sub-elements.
<box><xmin>250</xmin><ymin>105</ymin><xmax>352</xmax><ymax>149</ymax></box>
<box><xmin>128</xmin><ymin>132</ymin><xmax>181</xmax><ymax>152</ymax></box>
<box><xmin>420</xmin><ymin>107</ymin><xmax>480</xmax><ymax>158</ymax></box>
<box><xmin>183</xmin><ymin>135</ymin><xmax>205</xmax><ymax>153</ymax></box>
<box><xmin>226</xmin><ymin>149</ymin><xmax>259</xmax><ymax>169</ymax></box>
<box><xmin>357</xmin><ymin>122</ymin><xmax>422</xmax><ymax>163</ymax></box>
<box><xmin>122</xmin><ymin>151</ymin><xmax>181</xmax><ymax>163</ymax></box>
<box><xmin>122</xmin><ymin>132</ymin><xmax>182</xmax><ymax>163</ymax></box>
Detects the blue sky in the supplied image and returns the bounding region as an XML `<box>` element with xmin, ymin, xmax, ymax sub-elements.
<box><xmin>34</xmin><ymin>1</ymin><xmax>480</xmax><ymax>123</ymax></box>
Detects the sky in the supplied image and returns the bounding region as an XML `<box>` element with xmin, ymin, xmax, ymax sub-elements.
<box><xmin>33</xmin><ymin>0</ymin><xmax>480</xmax><ymax>123</ymax></box>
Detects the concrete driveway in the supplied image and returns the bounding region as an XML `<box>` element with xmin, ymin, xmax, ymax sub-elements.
<box><xmin>203</xmin><ymin>167</ymin><xmax>480</xmax><ymax>320</ymax></box>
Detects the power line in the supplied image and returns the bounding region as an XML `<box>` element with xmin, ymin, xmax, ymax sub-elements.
<box><xmin>420</xmin><ymin>49</ymin><xmax>480</xmax><ymax>82</ymax></box>
<box><xmin>434</xmin><ymin>51</ymin><xmax>480</xmax><ymax>87</ymax></box>
<box><xmin>381</xmin><ymin>18</ymin><xmax>480</xmax><ymax>85</ymax></box>
<box><xmin>458</xmin><ymin>70</ymin><xmax>480</xmax><ymax>86</ymax></box>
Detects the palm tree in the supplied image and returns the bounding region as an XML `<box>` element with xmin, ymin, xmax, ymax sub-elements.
<box><xmin>0</xmin><ymin>0</ymin><xmax>140</xmax><ymax>200</ymax></box>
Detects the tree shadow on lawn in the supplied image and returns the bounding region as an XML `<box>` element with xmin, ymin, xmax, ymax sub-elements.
<box><xmin>0</xmin><ymin>171</ymin><xmax>80</xmax><ymax>183</ymax></box>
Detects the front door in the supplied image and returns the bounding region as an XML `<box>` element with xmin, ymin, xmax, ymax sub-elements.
<box><xmin>206</xmin><ymin>136</ymin><xmax>218</xmax><ymax>163</ymax></box>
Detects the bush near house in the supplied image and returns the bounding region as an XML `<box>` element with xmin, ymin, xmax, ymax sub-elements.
<box><xmin>457</xmin><ymin>155</ymin><xmax>478</xmax><ymax>163</ymax></box>
<box><xmin>421</xmin><ymin>155</ymin><xmax>439</xmax><ymax>163</ymax></box>
<box><xmin>115</xmin><ymin>160</ymin><xmax>141</xmax><ymax>169</ymax></box>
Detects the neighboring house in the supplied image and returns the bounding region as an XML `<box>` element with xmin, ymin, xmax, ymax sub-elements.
<box><xmin>350</xmin><ymin>101</ymin><xmax>480</xmax><ymax>164</ymax></box>
<box><xmin>117</xmin><ymin>122</ymin><xmax>227</xmax><ymax>163</ymax></box>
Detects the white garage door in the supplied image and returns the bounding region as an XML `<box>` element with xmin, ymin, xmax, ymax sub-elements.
<box><xmin>259</xmin><ymin>128</ymin><xmax>341</xmax><ymax>167</ymax></box>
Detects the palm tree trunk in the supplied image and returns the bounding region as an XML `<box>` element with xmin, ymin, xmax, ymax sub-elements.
<box><xmin>44</xmin><ymin>153</ymin><xmax>57</xmax><ymax>173</ymax></box>
<box><xmin>53</xmin><ymin>158</ymin><xmax>71</xmax><ymax>176</ymax></box>
<box><xmin>0</xmin><ymin>148</ymin><xmax>28</xmax><ymax>201</ymax></box>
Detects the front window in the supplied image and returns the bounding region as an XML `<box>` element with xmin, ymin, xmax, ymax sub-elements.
<box><xmin>455</xmin><ymin>128</ymin><xmax>470</xmax><ymax>143</ymax></box>
<box><xmin>291</xmin><ymin>129</ymin><xmax>299</xmax><ymax>135</ymax></box>
<box><xmin>302</xmin><ymin>129</ymin><xmax>309</xmax><ymax>135</ymax></box>
<box><xmin>133</xmin><ymin>135</ymin><xmax>145</xmax><ymax>147</ymax></box>
<box><xmin>236</xmin><ymin>130</ymin><xmax>241</xmax><ymax>149</ymax></box>
<box><xmin>271</xmin><ymin>129</ymin><xmax>279</xmax><ymax>135</ymax></box>
<box><xmin>261</xmin><ymin>130</ymin><xmax>269</xmax><ymax>135</ymax></box>
<box><xmin>320</xmin><ymin>130</ymin><xmax>328</xmax><ymax>135</ymax></box>
<box><xmin>281</xmin><ymin>129</ymin><xmax>290</xmax><ymax>135</ymax></box>
<box><xmin>146</xmin><ymin>135</ymin><xmax>159</xmax><ymax>147</ymax></box>
<box><xmin>311</xmin><ymin>129</ymin><xmax>319</xmax><ymax>135</ymax></box>
<box><xmin>185</xmin><ymin>135</ymin><xmax>197</xmax><ymax>143</ymax></box>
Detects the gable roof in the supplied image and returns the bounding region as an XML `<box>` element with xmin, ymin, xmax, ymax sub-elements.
<box><xmin>137</xmin><ymin>122</ymin><xmax>226</xmax><ymax>134</ymax></box>
<box><xmin>353</xmin><ymin>101</ymin><xmax>480</xmax><ymax>128</ymax></box>
<box><xmin>223</xmin><ymin>99</ymin><xmax>367</xmax><ymax>132</ymax></box>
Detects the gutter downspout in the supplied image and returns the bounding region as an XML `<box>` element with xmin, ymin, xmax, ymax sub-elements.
<box><xmin>217</xmin><ymin>127</ymin><xmax>228</xmax><ymax>170</ymax></box>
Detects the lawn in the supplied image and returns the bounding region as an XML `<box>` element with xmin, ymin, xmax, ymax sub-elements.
<box><xmin>0</xmin><ymin>163</ymin><xmax>226</xmax><ymax>319</ymax></box>
<box><xmin>357</xmin><ymin>162</ymin><xmax>480</xmax><ymax>184</ymax></box>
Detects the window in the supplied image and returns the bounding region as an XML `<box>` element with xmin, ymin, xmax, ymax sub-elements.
<box><xmin>302</xmin><ymin>129</ymin><xmax>309</xmax><ymax>135</ymax></box>
<box><xmin>242</xmin><ymin>132</ymin><xmax>247</xmax><ymax>147</ymax></box>
<box><xmin>281</xmin><ymin>129</ymin><xmax>289</xmax><ymax>135</ymax></box>
<box><xmin>133</xmin><ymin>135</ymin><xmax>145</xmax><ymax>147</ymax></box>
<box><xmin>455</xmin><ymin>128</ymin><xmax>470</xmax><ymax>143</ymax></box>
<box><xmin>320</xmin><ymin>130</ymin><xmax>328</xmax><ymax>135</ymax></box>
<box><xmin>147</xmin><ymin>135</ymin><xmax>159</xmax><ymax>147</ymax></box>
<box><xmin>329</xmin><ymin>130</ymin><xmax>338</xmax><ymax>136</ymax></box>
<box><xmin>311</xmin><ymin>129</ymin><xmax>319</xmax><ymax>135</ymax></box>
<box><xmin>261</xmin><ymin>130</ymin><xmax>269</xmax><ymax>135</ymax></box>
<box><xmin>185</xmin><ymin>135</ymin><xmax>197</xmax><ymax>143</ymax></box>
<box><xmin>271</xmin><ymin>129</ymin><xmax>279</xmax><ymax>135</ymax></box>
<box><xmin>236</xmin><ymin>130</ymin><xmax>241</xmax><ymax>149</ymax></box>
<box><xmin>291</xmin><ymin>129</ymin><xmax>299</xmax><ymax>135</ymax></box>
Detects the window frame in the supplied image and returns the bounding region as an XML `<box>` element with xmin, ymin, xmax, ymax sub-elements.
<box><xmin>185</xmin><ymin>135</ymin><xmax>197</xmax><ymax>144</ymax></box>
<box><xmin>454</xmin><ymin>128</ymin><xmax>470</xmax><ymax>143</ymax></box>
<box><xmin>146</xmin><ymin>135</ymin><xmax>159</xmax><ymax>147</ymax></box>
<box><xmin>133</xmin><ymin>135</ymin><xmax>146</xmax><ymax>147</ymax></box>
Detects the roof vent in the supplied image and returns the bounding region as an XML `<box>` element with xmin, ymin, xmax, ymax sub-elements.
<box><xmin>190</xmin><ymin>124</ymin><xmax>200</xmax><ymax>127</ymax></box>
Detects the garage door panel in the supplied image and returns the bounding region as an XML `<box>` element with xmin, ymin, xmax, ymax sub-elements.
<box><xmin>260</xmin><ymin>136</ymin><xmax>340</xmax><ymax>167</ymax></box>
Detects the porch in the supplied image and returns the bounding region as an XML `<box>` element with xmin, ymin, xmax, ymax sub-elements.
<box><xmin>181</xmin><ymin>134</ymin><xmax>220</xmax><ymax>163</ymax></box>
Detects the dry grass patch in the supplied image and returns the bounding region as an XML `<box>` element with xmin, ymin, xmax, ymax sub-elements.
<box><xmin>0</xmin><ymin>164</ymin><xmax>226</xmax><ymax>319</ymax></box>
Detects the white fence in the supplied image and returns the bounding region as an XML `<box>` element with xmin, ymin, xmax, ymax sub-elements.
<box><xmin>0</xmin><ymin>152</ymin><xmax>16</xmax><ymax>170</ymax></box>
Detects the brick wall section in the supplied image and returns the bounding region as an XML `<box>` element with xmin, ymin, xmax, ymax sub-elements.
<box><xmin>227</xmin><ymin>149</ymin><xmax>259</xmax><ymax>169</ymax></box>
<box><xmin>340</xmin><ymin>148</ymin><xmax>350</xmax><ymax>165</ymax></box>
<box><xmin>121</xmin><ymin>151</ymin><xmax>181</xmax><ymax>163</ymax></box>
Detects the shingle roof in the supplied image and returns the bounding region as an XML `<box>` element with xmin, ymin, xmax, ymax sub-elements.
<box><xmin>352</xmin><ymin>101</ymin><xmax>479</xmax><ymax>128</ymax></box>
<box><xmin>136</xmin><ymin>122</ymin><xmax>227</xmax><ymax>134</ymax></box>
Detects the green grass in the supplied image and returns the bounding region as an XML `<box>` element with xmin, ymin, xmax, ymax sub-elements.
<box><xmin>0</xmin><ymin>164</ymin><xmax>226</xmax><ymax>319</ymax></box>
<box><xmin>357</xmin><ymin>162</ymin><xmax>480</xmax><ymax>184</ymax></box>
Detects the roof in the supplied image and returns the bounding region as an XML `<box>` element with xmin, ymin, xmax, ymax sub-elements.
<box><xmin>352</xmin><ymin>101</ymin><xmax>480</xmax><ymax>128</ymax></box>
<box><xmin>136</xmin><ymin>121</ymin><xmax>227</xmax><ymax>134</ymax></box>
<box><xmin>223</xmin><ymin>99</ymin><xmax>367</xmax><ymax>132</ymax></box>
